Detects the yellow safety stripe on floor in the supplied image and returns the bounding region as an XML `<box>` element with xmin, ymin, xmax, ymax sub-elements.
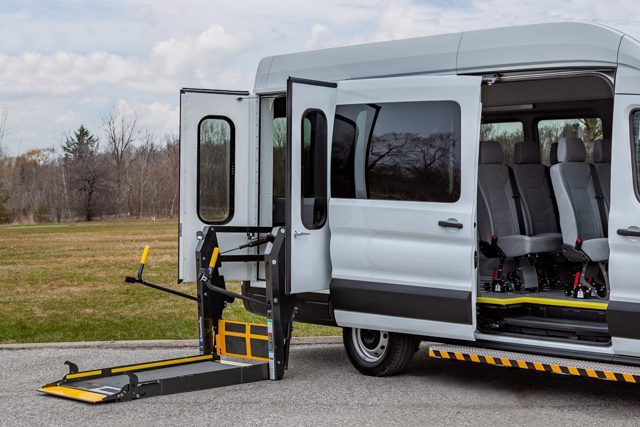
<box><xmin>66</xmin><ymin>369</ymin><xmax>103</xmax><ymax>380</ymax></box>
<box><xmin>217</xmin><ymin>319</ymin><xmax>268</xmax><ymax>362</ymax></box>
<box><xmin>428</xmin><ymin>348</ymin><xmax>640</xmax><ymax>383</ymax></box>
<box><xmin>477</xmin><ymin>296</ymin><xmax>608</xmax><ymax>310</ymax></box>
<box><xmin>39</xmin><ymin>386</ymin><xmax>107</xmax><ymax>404</ymax></box>
<box><xmin>61</xmin><ymin>354</ymin><xmax>214</xmax><ymax>381</ymax></box>
<box><xmin>110</xmin><ymin>354</ymin><xmax>213</xmax><ymax>373</ymax></box>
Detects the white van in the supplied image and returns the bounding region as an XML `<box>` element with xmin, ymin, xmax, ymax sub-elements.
<box><xmin>179</xmin><ymin>22</ymin><xmax>640</xmax><ymax>379</ymax></box>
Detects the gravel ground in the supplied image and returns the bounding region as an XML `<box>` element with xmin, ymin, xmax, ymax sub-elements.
<box><xmin>3</xmin><ymin>343</ymin><xmax>640</xmax><ymax>426</ymax></box>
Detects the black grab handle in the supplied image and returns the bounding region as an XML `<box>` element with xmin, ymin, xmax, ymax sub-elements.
<box><xmin>617</xmin><ymin>228</ymin><xmax>640</xmax><ymax>237</ymax></box>
<box><xmin>438</xmin><ymin>220</ymin><xmax>463</xmax><ymax>229</ymax></box>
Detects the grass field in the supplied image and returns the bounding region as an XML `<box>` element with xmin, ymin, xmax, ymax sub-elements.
<box><xmin>0</xmin><ymin>219</ymin><xmax>338</xmax><ymax>343</ymax></box>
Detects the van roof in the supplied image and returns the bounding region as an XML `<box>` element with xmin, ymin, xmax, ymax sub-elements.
<box><xmin>254</xmin><ymin>22</ymin><xmax>636</xmax><ymax>92</ymax></box>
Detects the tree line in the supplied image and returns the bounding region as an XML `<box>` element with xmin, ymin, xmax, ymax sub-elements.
<box><xmin>0</xmin><ymin>109</ymin><xmax>179</xmax><ymax>223</ymax></box>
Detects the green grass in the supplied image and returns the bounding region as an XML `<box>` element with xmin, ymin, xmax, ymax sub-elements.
<box><xmin>0</xmin><ymin>219</ymin><xmax>338</xmax><ymax>343</ymax></box>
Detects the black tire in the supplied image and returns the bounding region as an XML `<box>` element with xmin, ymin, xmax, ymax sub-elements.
<box><xmin>342</xmin><ymin>327</ymin><xmax>419</xmax><ymax>376</ymax></box>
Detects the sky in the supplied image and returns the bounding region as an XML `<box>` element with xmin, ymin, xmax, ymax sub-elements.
<box><xmin>0</xmin><ymin>0</ymin><xmax>639</xmax><ymax>155</ymax></box>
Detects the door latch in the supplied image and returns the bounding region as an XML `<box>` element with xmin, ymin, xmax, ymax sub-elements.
<box><xmin>293</xmin><ymin>230</ymin><xmax>310</xmax><ymax>238</ymax></box>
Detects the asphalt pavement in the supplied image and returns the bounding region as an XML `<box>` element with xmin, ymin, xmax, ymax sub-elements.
<box><xmin>3</xmin><ymin>342</ymin><xmax>640</xmax><ymax>426</ymax></box>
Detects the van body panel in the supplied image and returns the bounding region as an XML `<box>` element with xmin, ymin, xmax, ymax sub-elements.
<box><xmin>254</xmin><ymin>22</ymin><xmax>626</xmax><ymax>94</ymax></box>
<box><xmin>609</xmin><ymin>93</ymin><xmax>640</xmax><ymax>355</ymax></box>
<box><xmin>457</xmin><ymin>22</ymin><xmax>622</xmax><ymax>72</ymax></box>
<box><xmin>255</xmin><ymin>33</ymin><xmax>461</xmax><ymax>93</ymax></box>
<box><xmin>334</xmin><ymin>310</ymin><xmax>473</xmax><ymax>341</ymax></box>
<box><xmin>616</xmin><ymin>37</ymin><xmax>640</xmax><ymax>94</ymax></box>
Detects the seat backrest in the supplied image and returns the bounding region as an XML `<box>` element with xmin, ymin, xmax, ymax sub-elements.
<box><xmin>592</xmin><ymin>139</ymin><xmax>611</xmax><ymax>208</ymax></box>
<box><xmin>549</xmin><ymin>142</ymin><xmax>559</xmax><ymax>165</ymax></box>
<box><xmin>512</xmin><ymin>141</ymin><xmax>558</xmax><ymax>234</ymax></box>
<box><xmin>477</xmin><ymin>141</ymin><xmax>522</xmax><ymax>242</ymax></box>
<box><xmin>550</xmin><ymin>137</ymin><xmax>605</xmax><ymax>245</ymax></box>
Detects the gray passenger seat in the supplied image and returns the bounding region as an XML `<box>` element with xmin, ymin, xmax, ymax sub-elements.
<box><xmin>512</xmin><ymin>141</ymin><xmax>561</xmax><ymax>238</ymax></box>
<box><xmin>477</xmin><ymin>141</ymin><xmax>562</xmax><ymax>290</ymax></box>
<box><xmin>550</xmin><ymin>137</ymin><xmax>609</xmax><ymax>297</ymax></box>
<box><xmin>591</xmin><ymin>139</ymin><xmax>611</xmax><ymax>210</ymax></box>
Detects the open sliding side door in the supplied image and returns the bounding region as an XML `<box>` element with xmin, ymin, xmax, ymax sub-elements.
<box><xmin>286</xmin><ymin>78</ymin><xmax>337</xmax><ymax>294</ymax></box>
<box><xmin>179</xmin><ymin>89</ymin><xmax>258</xmax><ymax>283</ymax></box>
<box><xmin>328</xmin><ymin>75</ymin><xmax>482</xmax><ymax>341</ymax></box>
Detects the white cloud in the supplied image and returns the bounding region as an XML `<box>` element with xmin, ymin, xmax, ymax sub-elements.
<box><xmin>306</xmin><ymin>24</ymin><xmax>330</xmax><ymax>49</ymax></box>
<box><xmin>1</xmin><ymin>0</ymin><xmax>639</xmax><ymax>154</ymax></box>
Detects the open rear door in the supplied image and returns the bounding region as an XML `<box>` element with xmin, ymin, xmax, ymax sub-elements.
<box><xmin>179</xmin><ymin>89</ymin><xmax>258</xmax><ymax>283</ymax></box>
<box><xmin>286</xmin><ymin>78</ymin><xmax>337</xmax><ymax>294</ymax></box>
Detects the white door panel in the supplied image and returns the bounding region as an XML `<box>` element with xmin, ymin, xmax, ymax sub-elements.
<box><xmin>286</xmin><ymin>78</ymin><xmax>336</xmax><ymax>294</ymax></box>
<box><xmin>609</xmin><ymin>94</ymin><xmax>640</xmax><ymax>356</ymax></box>
<box><xmin>179</xmin><ymin>89</ymin><xmax>258</xmax><ymax>283</ymax></box>
<box><xmin>329</xmin><ymin>75</ymin><xmax>482</xmax><ymax>340</ymax></box>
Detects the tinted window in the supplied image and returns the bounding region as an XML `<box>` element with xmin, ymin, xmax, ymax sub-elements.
<box><xmin>632</xmin><ymin>111</ymin><xmax>640</xmax><ymax>200</ymax></box>
<box><xmin>330</xmin><ymin>116</ymin><xmax>356</xmax><ymax>198</ymax></box>
<box><xmin>331</xmin><ymin>101</ymin><xmax>461</xmax><ymax>202</ymax></box>
<box><xmin>480</xmin><ymin>122</ymin><xmax>524</xmax><ymax>166</ymax></box>
<box><xmin>198</xmin><ymin>117</ymin><xmax>233</xmax><ymax>223</ymax></box>
<box><xmin>272</xmin><ymin>97</ymin><xmax>287</xmax><ymax>198</ymax></box>
<box><xmin>301</xmin><ymin>109</ymin><xmax>328</xmax><ymax>229</ymax></box>
<box><xmin>538</xmin><ymin>118</ymin><xmax>603</xmax><ymax>165</ymax></box>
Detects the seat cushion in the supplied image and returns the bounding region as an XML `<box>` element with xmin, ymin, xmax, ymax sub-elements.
<box><xmin>498</xmin><ymin>233</ymin><xmax>562</xmax><ymax>258</ymax></box>
<box><xmin>581</xmin><ymin>238</ymin><xmax>609</xmax><ymax>262</ymax></box>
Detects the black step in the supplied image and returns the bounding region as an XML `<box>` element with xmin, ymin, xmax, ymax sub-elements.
<box><xmin>502</xmin><ymin>316</ymin><xmax>609</xmax><ymax>334</ymax></box>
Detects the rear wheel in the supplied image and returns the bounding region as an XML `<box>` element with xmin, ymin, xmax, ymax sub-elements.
<box><xmin>342</xmin><ymin>327</ymin><xmax>419</xmax><ymax>376</ymax></box>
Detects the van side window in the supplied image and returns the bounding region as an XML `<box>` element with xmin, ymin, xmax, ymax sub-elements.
<box><xmin>331</xmin><ymin>101</ymin><xmax>461</xmax><ymax>202</ymax></box>
<box><xmin>632</xmin><ymin>111</ymin><xmax>640</xmax><ymax>199</ymax></box>
<box><xmin>301</xmin><ymin>109</ymin><xmax>328</xmax><ymax>229</ymax></box>
<box><xmin>480</xmin><ymin>122</ymin><xmax>524</xmax><ymax>166</ymax></box>
<box><xmin>330</xmin><ymin>116</ymin><xmax>357</xmax><ymax>198</ymax></box>
<box><xmin>538</xmin><ymin>118</ymin><xmax>603</xmax><ymax>165</ymax></box>
<box><xmin>198</xmin><ymin>116</ymin><xmax>234</xmax><ymax>223</ymax></box>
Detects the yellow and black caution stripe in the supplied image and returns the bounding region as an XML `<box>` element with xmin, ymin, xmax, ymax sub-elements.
<box><xmin>428</xmin><ymin>347</ymin><xmax>639</xmax><ymax>383</ymax></box>
<box><xmin>216</xmin><ymin>320</ymin><xmax>269</xmax><ymax>362</ymax></box>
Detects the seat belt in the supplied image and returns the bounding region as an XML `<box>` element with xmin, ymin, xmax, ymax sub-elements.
<box><xmin>545</xmin><ymin>166</ymin><xmax>560</xmax><ymax>231</ymax></box>
<box><xmin>507</xmin><ymin>167</ymin><xmax>526</xmax><ymax>235</ymax></box>
<box><xmin>589</xmin><ymin>164</ymin><xmax>608</xmax><ymax>237</ymax></box>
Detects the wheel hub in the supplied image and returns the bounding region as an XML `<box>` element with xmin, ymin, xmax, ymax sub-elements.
<box><xmin>352</xmin><ymin>328</ymin><xmax>389</xmax><ymax>363</ymax></box>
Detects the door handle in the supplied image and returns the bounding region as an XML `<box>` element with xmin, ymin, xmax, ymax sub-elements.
<box><xmin>617</xmin><ymin>227</ymin><xmax>640</xmax><ymax>237</ymax></box>
<box><xmin>294</xmin><ymin>230</ymin><xmax>311</xmax><ymax>238</ymax></box>
<box><xmin>438</xmin><ymin>220</ymin><xmax>463</xmax><ymax>229</ymax></box>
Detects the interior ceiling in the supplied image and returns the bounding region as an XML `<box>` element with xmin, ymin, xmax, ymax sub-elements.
<box><xmin>481</xmin><ymin>75</ymin><xmax>613</xmax><ymax>108</ymax></box>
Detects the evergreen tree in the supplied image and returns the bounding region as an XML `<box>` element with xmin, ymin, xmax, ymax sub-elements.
<box><xmin>62</xmin><ymin>125</ymin><xmax>98</xmax><ymax>160</ymax></box>
<box><xmin>62</xmin><ymin>125</ymin><xmax>105</xmax><ymax>221</ymax></box>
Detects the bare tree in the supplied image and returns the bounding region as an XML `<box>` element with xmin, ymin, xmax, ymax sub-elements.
<box><xmin>103</xmin><ymin>107</ymin><xmax>138</xmax><ymax>216</ymax></box>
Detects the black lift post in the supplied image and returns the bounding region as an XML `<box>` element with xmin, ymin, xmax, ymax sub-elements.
<box><xmin>195</xmin><ymin>225</ymin><xmax>297</xmax><ymax>379</ymax></box>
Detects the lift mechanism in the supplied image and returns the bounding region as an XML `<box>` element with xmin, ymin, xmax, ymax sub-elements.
<box><xmin>40</xmin><ymin>226</ymin><xmax>297</xmax><ymax>403</ymax></box>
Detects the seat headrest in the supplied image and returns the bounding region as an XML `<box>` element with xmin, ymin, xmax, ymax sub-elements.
<box><xmin>479</xmin><ymin>141</ymin><xmax>503</xmax><ymax>164</ymax></box>
<box><xmin>549</xmin><ymin>142</ymin><xmax>559</xmax><ymax>165</ymax></box>
<box><xmin>513</xmin><ymin>141</ymin><xmax>540</xmax><ymax>164</ymax></box>
<box><xmin>593</xmin><ymin>139</ymin><xmax>611</xmax><ymax>163</ymax></box>
<box><xmin>557</xmin><ymin>137</ymin><xmax>586</xmax><ymax>163</ymax></box>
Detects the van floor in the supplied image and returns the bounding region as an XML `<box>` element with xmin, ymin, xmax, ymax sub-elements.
<box><xmin>476</xmin><ymin>277</ymin><xmax>609</xmax><ymax>309</ymax></box>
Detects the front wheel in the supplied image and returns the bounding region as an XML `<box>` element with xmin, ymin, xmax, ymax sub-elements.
<box><xmin>342</xmin><ymin>327</ymin><xmax>419</xmax><ymax>376</ymax></box>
